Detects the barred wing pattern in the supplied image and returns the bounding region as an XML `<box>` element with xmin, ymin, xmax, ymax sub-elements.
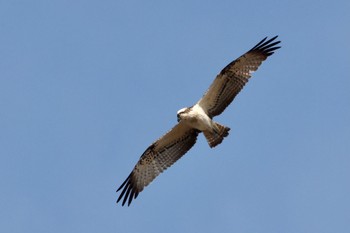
<box><xmin>197</xmin><ymin>36</ymin><xmax>281</xmax><ymax>118</ymax></box>
<box><xmin>116</xmin><ymin>121</ymin><xmax>199</xmax><ymax>206</ymax></box>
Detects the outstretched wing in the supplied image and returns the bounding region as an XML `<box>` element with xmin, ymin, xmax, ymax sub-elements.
<box><xmin>197</xmin><ymin>36</ymin><xmax>281</xmax><ymax>118</ymax></box>
<box><xmin>116</xmin><ymin>121</ymin><xmax>199</xmax><ymax>206</ymax></box>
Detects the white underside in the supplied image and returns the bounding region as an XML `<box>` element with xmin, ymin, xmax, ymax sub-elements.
<box><xmin>178</xmin><ymin>104</ymin><xmax>214</xmax><ymax>132</ymax></box>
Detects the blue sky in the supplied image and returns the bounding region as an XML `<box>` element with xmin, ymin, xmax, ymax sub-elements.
<box><xmin>1</xmin><ymin>0</ymin><xmax>349</xmax><ymax>232</ymax></box>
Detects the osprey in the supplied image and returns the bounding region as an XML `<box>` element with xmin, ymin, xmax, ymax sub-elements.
<box><xmin>117</xmin><ymin>36</ymin><xmax>281</xmax><ymax>206</ymax></box>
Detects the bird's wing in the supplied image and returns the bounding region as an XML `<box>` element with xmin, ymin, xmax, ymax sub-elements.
<box><xmin>116</xmin><ymin>121</ymin><xmax>199</xmax><ymax>206</ymax></box>
<box><xmin>197</xmin><ymin>36</ymin><xmax>281</xmax><ymax>117</ymax></box>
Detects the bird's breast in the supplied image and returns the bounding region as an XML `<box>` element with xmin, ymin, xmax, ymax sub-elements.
<box><xmin>183</xmin><ymin>109</ymin><xmax>212</xmax><ymax>132</ymax></box>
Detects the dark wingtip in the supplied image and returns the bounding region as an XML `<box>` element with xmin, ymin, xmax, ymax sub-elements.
<box><xmin>250</xmin><ymin>35</ymin><xmax>281</xmax><ymax>56</ymax></box>
<box><xmin>251</xmin><ymin>36</ymin><xmax>268</xmax><ymax>50</ymax></box>
<box><xmin>116</xmin><ymin>173</ymin><xmax>138</xmax><ymax>206</ymax></box>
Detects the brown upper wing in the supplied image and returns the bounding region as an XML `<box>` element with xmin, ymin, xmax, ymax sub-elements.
<box><xmin>197</xmin><ymin>36</ymin><xmax>281</xmax><ymax>118</ymax></box>
<box><xmin>116</xmin><ymin>121</ymin><xmax>199</xmax><ymax>206</ymax></box>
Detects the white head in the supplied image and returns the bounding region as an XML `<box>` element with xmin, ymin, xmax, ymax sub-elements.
<box><xmin>177</xmin><ymin>107</ymin><xmax>190</xmax><ymax>122</ymax></box>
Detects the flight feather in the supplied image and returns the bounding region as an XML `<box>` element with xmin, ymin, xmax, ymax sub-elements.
<box><xmin>116</xmin><ymin>121</ymin><xmax>199</xmax><ymax>206</ymax></box>
<box><xmin>197</xmin><ymin>36</ymin><xmax>281</xmax><ymax>117</ymax></box>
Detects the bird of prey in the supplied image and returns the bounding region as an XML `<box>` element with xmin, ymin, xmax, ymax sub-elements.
<box><xmin>116</xmin><ymin>36</ymin><xmax>281</xmax><ymax>206</ymax></box>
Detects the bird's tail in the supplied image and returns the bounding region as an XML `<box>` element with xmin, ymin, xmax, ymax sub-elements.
<box><xmin>203</xmin><ymin>122</ymin><xmax>230</xmax><ymax>148</ymax></box>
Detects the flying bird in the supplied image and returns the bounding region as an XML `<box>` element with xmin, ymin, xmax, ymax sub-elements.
<box><xmin>116</xmin><ymin>36</ymin><xmax>281</xmax><ymax>206</ymax></box>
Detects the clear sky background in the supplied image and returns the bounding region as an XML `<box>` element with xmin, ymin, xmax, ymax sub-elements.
<box><xmin>1</xmin><ymin>1</ymin><xmax>349</xmax><ymax>232</ymax></box>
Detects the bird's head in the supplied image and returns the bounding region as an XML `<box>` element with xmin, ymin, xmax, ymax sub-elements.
<box><xmin>177</xmin><ymin>107</ymin><xmax>190</xmax><ymax>122</ymax></box>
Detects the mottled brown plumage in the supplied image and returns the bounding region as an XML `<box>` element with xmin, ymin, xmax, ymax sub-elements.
<box><xmin>197</xmin><ymin>36</ymin><xmax>281</xmax><ymax>117</ymax></box>
<box><xmin>117</xmin><ymin>121</ymin><xmax>199</xmax><ymax>206</ymax></box>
